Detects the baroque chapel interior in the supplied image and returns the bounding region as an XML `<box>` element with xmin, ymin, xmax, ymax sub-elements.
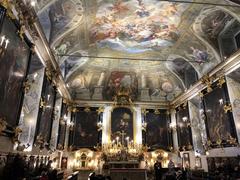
<box><xmin>0</xmin><ymin>0</ymin><xmax>240</xmax><ymax>180</ymax></box>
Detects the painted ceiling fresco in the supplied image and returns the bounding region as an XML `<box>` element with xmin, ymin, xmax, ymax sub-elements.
<box><xmin>36</xmin><ymin>0</ymin><xmax>240</xmax><ymax>102</ymax></box>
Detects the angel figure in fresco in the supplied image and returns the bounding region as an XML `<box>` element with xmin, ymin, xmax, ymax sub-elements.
<box><xmin>54</xmin><ymin>41</ymin><xmax>70</xmax><ymax>55</ymax></box>
<box><xmin>190</xmin><ymin>47</ymin><xmax>208</xmax><ymax>64</ymax></box>
<box><xmin>111</xmin><ymin>0</ymin><xmax>129</xmax><ymax>14</ymax></box>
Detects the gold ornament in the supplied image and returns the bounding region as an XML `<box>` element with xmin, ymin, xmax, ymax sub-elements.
<box><xmin>224</xmin><ymin>104</ymin><xmax>232</xmax><ymax>113</ymax></box>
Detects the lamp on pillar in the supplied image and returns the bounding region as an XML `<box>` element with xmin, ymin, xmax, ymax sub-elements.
<box><xmin>0</xmin><ymin>35</ymin><xmax>9</xmax><ymax>57</ymax></box>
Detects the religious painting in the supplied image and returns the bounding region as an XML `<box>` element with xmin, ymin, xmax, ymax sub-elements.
<box><xmin>145</xmin><ymin>109</ymin><xmax>170</xmax><ymax>150</ymax></box>
<box><xmin>91</xmin><ymin>0</ymin><xmax>191</xmax><ymax>53</ymax></box>
<box><xmin>104</xmin><ymin>71</ymin><xmax>138</xmax><ymax>101</ymax></box>
<box><xmin>38</xmin><ymin>0</ymin><xmax>84</xmax><ymax>44</ymax></box>
<box><xmin>0</xmin><ymin>16</ymin><xmax>31</xmax><ymax>127</ymax></box>
<box><xmin>200</xmin><ymin>10</ymin><xmax>233</xmax><ymax>51</ymax></box>
<box><xmin>203</xmin><ymin>83</ymin><xmax>237</xmax><ymax>146</ymax></box>
<box><xmin>111</xmin><ymin>107</ymin><xmax>133</xmax><ymax>145</ymax></box>
<box><xmin>176</xmin><ymin>104</ymin><xmax>193</xmax><ymax>151</ymax></box>
<box><xmin>35</xmin><ymin>76</ymin><xmax>56</xmax><ymax>144</ymax></box>
<box><xmin>0</xmin><ymin>5</ymin><xmax>6</xmax><ymax>30</ymax></box>
<box><xmin>73</xmin><ymin>107</ymin><xmax>99</xmax><ymax>148</ymax></box>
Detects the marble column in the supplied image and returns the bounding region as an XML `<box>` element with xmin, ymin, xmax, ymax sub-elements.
<box><xmin>133</xmin><ymin>107</ymin><xmax>142</xmax><ymax>145</ymax></box>
<box><xmin>140</xmin><ymin>74</ymin><xmax>150</xmax><ymax>101</ymax></box>
<box><xmin>102</xmin><ymin>106</ymin><xmax>112</xmax><ymax>145</ymax></box>
<box><xmin>64</xmin><ymin>111</ymin><xmax>72</xmax><ymax>149</ymax></box>
<box><xmin>49</xmin><ymin>95</ymin><xmax>62</xmax><ymax>150</ymax></box>
<box><xmin>170</xmin><ymin>109</ymin><xmax>179</xmax><ymax>151</ymax></box>
<box><xmin>97</xmin><ymin>72</ymin><xmax>105</xmax><ymax>86</ymax></box>
<box><xmin>225</xmin><ymin>76</ymin><xmax>240</xmax><ymax>142</ymax></box>
<box><xmin>92</xmin><ymin>72</ymin><xmax>105</xmax><ymax>100</ymax></box>
<box><xmin>188</xmin><ymin>100</ymin><xmax>205</xmax><ymax>154</ymax></box>
<box><xmin>141</xmin><ymin>74</ymin><xmax>147</xmax><ymax>88</ymax></box>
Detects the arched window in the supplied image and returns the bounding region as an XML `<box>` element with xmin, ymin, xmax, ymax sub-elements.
<box><xmin>80</xmin><ymin>153</ymin><xmax>87</xmax><ymax>168</ymax></box>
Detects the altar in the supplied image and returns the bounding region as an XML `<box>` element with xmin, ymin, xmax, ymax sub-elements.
<box><xmin>110</xmin><ymin>168</ymin><xmax>147</xmax><ymax>180</ymax></box>
<box><xmin>108</xmin><ymin>160</ymin><xmax>139</xmax><ymax>169</ymax></box>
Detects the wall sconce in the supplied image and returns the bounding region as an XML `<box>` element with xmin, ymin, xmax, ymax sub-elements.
<box><xmin>39</xmin><ymin>97</ymin><xmax>46</xmax><ymax>109</ymax></box>
<box><xmin>0</xmin><ymin>35</ymin><xmax>10</xmax><ymax>57</ymax></box>
<box><xmin>142</xmin><ymin>121</ymin><xmax>147</xmax><ymax>131</ymax></box>
<box><xmin>97</xmin><ymin>121</ymin><xmax>103</xmax><ymax>131</ymax></box>
<box><xmin>224</xmin><ymin>104</ymin><xmax>232</xmax><ymax>113</ymax></box>
<box><xmin>67</xmin><ymin>121</ymin><xmax>74</xmax><ymax>131</ymax></box>
<box><xmin>182</xmin><ymin>116</ymin><xmax>188</xmax><ymax>122</ymax></box>
<box><xmin>59</xmin><ymin>117</ymin><xmax>66</xmax><ymax>126</ymax></box>
<box><xmin>154</xmin><ymin>109</ymin><xmax>160</xmax><ymax>115</ymax></box>
<box><xmin>169</xmin><ymin>122</ymin><xmax>177</xmax><ymax>131</ymax></box>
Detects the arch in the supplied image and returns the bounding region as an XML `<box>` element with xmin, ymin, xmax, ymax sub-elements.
<box><xmin>166</xmin><ymin>56</ymin><xmax>199</xmax><ymax>89</ymax></box>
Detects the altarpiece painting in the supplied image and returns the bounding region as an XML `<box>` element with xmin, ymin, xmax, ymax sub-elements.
<box><xmin>203</xmin><ymin>84</ymin><xmax>237</xmax><ymax>146</ymax></box>
<box><xmin>145</xmin><ymin>109</ymin><xmax>170</xmax><ymax>150</ymax></box>
<box><xmin>0</xmin><ymin>15</ymin><xmax>30</xmax><ymax>127</ymax></box>
<box><xmin>35</xmin><ymin>76</ymin><xmax>56</xmax><ymax>144</ymax></box>
<box><xmin>73</xmin><ymin>108</ymin><xmax>99</xmax><ymax>148</ymax></box>
<box><xmin>111</xmin><ymin>107</ymin><xmax>133</xmax><ymax>146</ymax></box>
<box><xmin>176</xmin><ymin>105</ymin><xmax>193</xmax><ymax>150</ymax></box>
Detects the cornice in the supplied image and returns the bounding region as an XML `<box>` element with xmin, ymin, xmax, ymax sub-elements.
<box><xmin>9</xmin><ymin>1</ymin><xmax>72</xmax><ymax>100</ymax></box>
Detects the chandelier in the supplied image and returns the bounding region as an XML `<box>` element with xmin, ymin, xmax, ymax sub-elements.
<box><xmin>102</xmin><ymin>136</ymin><xmax>142</xmax><ymax>157</ymax></box>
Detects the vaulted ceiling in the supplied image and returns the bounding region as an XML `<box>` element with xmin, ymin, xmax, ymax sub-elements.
<box><xmin>35</xmin><ymin>0</ymin><xmax>240</xmax><ymax>102</ymax></box>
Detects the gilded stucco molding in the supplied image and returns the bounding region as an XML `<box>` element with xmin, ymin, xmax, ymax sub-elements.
<box><xmin>9</xmin><ymin>1</ymin><xmax>72</xmax><ymax>101</ymax></box>
<box><xmin>171</xmin><ymin>49</ymin><xmax>240</xmax><ymax>107</ymax></box>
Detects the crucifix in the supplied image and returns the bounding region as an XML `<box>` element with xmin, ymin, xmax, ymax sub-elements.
<box><xmin>119</xmin><ymin>130</ymin><xmax>126</xmax><ymax>145</ymax></box>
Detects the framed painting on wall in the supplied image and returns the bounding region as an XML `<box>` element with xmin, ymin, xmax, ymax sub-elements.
<box><xmin>0</xmin><ymin>16</ymin><xmax>31</xmax><ymax>128</ymax></box>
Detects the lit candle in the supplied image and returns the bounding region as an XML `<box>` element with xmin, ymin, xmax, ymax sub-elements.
<box><xmin>116</xmin><ymin>136</ymin><xmax>119</xmax><ymax>145</ymax></box>
<box><xmin>27</xmin><ymin>119</ymin><xmax>33</xmax><ymax>143</ymax></box>
<box><xmin>126</xmin><ymin>136</ymin><xmax>129</xmax><ymax>146</ymax></box>
<box><xmin>1</xmin><ymin>36</ymin><xmax>5</xmax><ymax>46</ymax></box>
<box><xmin>5</xmin><ymin>39</ymin><xmax>9</xmax><ymax>49</ymax></box>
